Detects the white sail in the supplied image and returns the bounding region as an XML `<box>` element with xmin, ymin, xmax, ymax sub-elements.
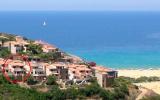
<box><xmin>43</xmin><ymin>21</ymin><xmax>46</xmax><ymax>26</ymax></box>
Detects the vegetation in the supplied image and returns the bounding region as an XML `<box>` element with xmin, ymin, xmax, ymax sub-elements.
<box><xmin>27</xmin><ymin>43</ymin><xmax>43</xmax><ymax>55</ymax></box>
<box><xmin>120</xmin><ymin>76</ymin><xmax>160</xmax><ymax>83</ymax></box>
<box><xmin>112</xmin><ymin>77</ymin><xmax>130</xmax><ymax>99</ymax></box>
<box><xmin>39</xmin><ymin>52</ymin><xmax>62</xmax><ymax>61</ymax></box>
<box><xmin>0</xmin><ymin>74</ymin><xmax>135</xmax><ymax>100</ymax></box>
<box><xmin>46</xmin><ymin>75</ymin><xmax>57</xmax><ymax>85</ymax></box>
<box><xmin>0</xmin><ymin>33</ymin><xmax>16</xmax><ymax>41</ymax></box>
<box><xmin>0</xmin><ymin>75</ymin><xmax>46</xmax><ymax>100</ymax></box>
<box><xmin>0</xmin><ymin>47</ymin><xmax>11</xmax><ymax>58</ymax></box>
<box><xmin>142</xmin><ymin>95</ymin><xmax>160</xmax><ymax>100</ymax></box>
<box><xmin>27</xmin><ymin>76</ymin><xmax>38</xmax><ymax>85</ymax></box>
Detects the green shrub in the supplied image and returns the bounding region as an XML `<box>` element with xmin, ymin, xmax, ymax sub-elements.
<box><xmin>64</xmin><ymin>87</ymin><xmax>78</xmax><ymax>99</ymax></box>
<box><xmin>142</xmin><ymin>95</ymin><xmax>160</xmax><ymax>100</ymax></box>
<box><xmin>27</xmin><ymin>76</ymin><xmax>38</xmax><ymax>85</ymax></box>
<box><xmin>46</xmin><ymin>75</ymin><xmax>57</xmax><ymax>85</ymax></box>
<box><xmin>0</xmin><ymin>47</ymin><xmax>11</xmax><ymax>58</ymax></box>
<box><xmin>99</xmin><ymin>89</ymin><xmax>114</xmax><ymax>100</ymax></box>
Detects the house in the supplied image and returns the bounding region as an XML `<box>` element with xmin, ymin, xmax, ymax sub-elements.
<box><xmin>45</xmin><ymin>63</ymin><xmax>68</xmax><ymax>80</ymax></box>
<box><xmin>34</xmin><ymin>40</ymin><xmax>58</xmax><ymax>53</ymax></box>
<box><xmin>3</xmin><ymin>36</ymin><xmax>29</xmax><ymax>54</ymax></box>
<box><xmin>68</xmin><ymin>64</ymin><xmax>92</xmax><ymax>81</ymax></box>
<box><xmin>8</xmin><ymin>60</ymin><xmax>25</xmax><ymax>77</ymax></box>
<box><xmin>91</xmin><ymin>66</ymin><xmax>118</xmax><ymax>87</ymax></box>
<box><xmin>1</xmin><ymin>60</ymin><xmax>26</xmax><ymax>81</ymax></box>
<box><xmin>24</xmin><ymin>61</ymin><xmax>46</xmax><ymax>80</ymax></box>
<box><xmin>45</xmin><ymin>64</ymin><xmax>58</xmax><ymax>77</ymax></box>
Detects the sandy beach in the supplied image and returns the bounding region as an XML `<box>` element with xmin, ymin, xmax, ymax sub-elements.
<box><xmin>118</xmin><ymin>69</ymin><xmax>160</xmax><ymax>94</ymax></box>
<box><xmin>118</xmin><ymin>69</ymin><xmax>160</xmax><ymax>78</ymax></box>
<box><xmin>135</xmin><ymin>82</ymin><xmax>160</xmax><ymax>95</ymax></box>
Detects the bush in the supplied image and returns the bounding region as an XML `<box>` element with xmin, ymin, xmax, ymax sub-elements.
<box><xmin>47</xmin><ymin>85</ymin><xmax>66</xmax><ymax>100</ymax></box>
<box><xmin>0</xmin><ymin>75</ymin><xmax>10</xmax><ymax>84</ymax></box>
<box><xmin>46</xmin><ymin>75</ymin><xmax>57</xmax><ymax>85</ymax></box>
<box><xmin>82</xmin><ymin>82</ymin><xmax>101</xmax><ymax>97</ymax></box>
<box><xmin>142</xmin><ymin>95</ymin><xmax>160</xmax><ymax>100</ymax></box>
<box><xmin>99</xmin><ymin>89</ymin><xmax>114</xmax><ymax>100</ymax></box>
<box><xmin>27</xmin><ymin>43</ymin><xmax>43</xmax><ymax>55</ymax></box>
<box><xmin>0</xmin><ymin>47</ymin><xmax>11</xmax><ymax>58</ymax></box>
<box><xmin>27</xmin><ymin>76</ymin><xmax>38</xmax><ymax>85</ymax></box>
<box><xmin>120</xmin><ymin>76</ymin><xmax>160</xmax><ymax>83</ymax></box>
<box><xmin>64</xmin><ymin>87</ymin><xmax>78</xmax><ymax>99</ymax></box>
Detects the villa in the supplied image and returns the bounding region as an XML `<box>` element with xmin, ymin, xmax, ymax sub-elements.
<box><xmin>45</xmin><ymin>63</ymin><xmax>68</xmax><ymax>80</ymax></box>
<box><xmin>0</xmin><ymin>60</ymin><xmax>26</xmax><ymax>81</ymax></box>
<box><xmin>68</xmin><ymin>64</ymin><xmax>92</xmax><ymax>81</ymax></box>
<box><xmin>3</xmin><ymin>36</ymin><xmax>29</xmax><ymax>54</ymax></box>
<box><xmin>34</xmin><ymin>40</ymin><xmax>58</xmax><ymax>53</ymax></box>
<box><xmin>91</xmin><ymin>66</ymin><xmax>118</xmax><ymax>87</ymax></box>
<box><xmin>8</xmin><ymin>60</ymin><xmax>25</xmax><ymax>76</ymax></box>
<box><xmin>24</xmin><ymin>62</ymin><xmax>46</xmax><ymax>80</ymax></box>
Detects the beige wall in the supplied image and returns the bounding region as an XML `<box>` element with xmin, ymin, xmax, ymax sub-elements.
<box><xmin>95</xmin><ymin>71</ymin><xmax>103</xmax><ymax>87</ymax></box>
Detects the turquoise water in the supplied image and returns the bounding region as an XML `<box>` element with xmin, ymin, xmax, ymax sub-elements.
<box><xmin>0</xmin><ymin>11</ymin><xmax>160</xmax><ymax>68</ymax></box>
<box><xmin>67</xmin><ymin>47</ymin><xmax>160</xmax><ymax>69</ymax></box>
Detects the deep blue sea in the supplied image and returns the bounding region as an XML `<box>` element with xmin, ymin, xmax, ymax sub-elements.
<box><xmin>1</xmin><ymin>11</ymin><xmax>160</xmax><ymax>68</ymax></box>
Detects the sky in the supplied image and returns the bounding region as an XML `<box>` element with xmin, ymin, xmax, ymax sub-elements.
<box><xmin>0</xmin><ymin>0</ymin><xmax>160</xmax><ymax>11</ymax></box>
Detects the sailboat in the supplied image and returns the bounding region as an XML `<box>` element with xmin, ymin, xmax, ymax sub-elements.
<box><xmin>43</xmin><ymin>21</ymin><xmax>47</xmax><ymax>26</ymax></box>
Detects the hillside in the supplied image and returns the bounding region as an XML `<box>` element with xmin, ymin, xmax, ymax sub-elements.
<box><xmin>0</xmin><ymin>33</ymin><xmax>158</xmax><ymax>100</ymax></box>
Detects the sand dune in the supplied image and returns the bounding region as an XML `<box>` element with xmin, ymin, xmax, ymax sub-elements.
<box><xmin>135</xmin><ymin>82</ymin><xmax>160</xmax><ymax>95</ymax></box>
<box><xmin>118</xmin><ymin>69</ymin><xmax>160</xmax><ymax>94</ymax></box>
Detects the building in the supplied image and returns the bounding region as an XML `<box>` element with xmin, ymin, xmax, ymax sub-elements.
<box><xmin>1</xmin><ymin>60</ymin><xmax>26</xmax><ymax>81</ymax></box>
<box><xmin>45</xmin><ymin>63</ymin><xmax>68</xmax><ymax>80</ymax></box>
<box><xmin>3</xmin><ymin>36</ymin><xmax>29</xmax><ymax>54</ymax></box>
<box><xmin>91</xmin><ymin>66</ymin><xmax>118</xmax><ymax>87</ymax></box>
<box><xmin>8</xmin><ymin>60</ymin><xmax>25</xmax><ymax>77</ymax></box>
<box><xmin>24</xmin><ymin>62</ymin><xmax>46</xmax><ymax>80</ymax></box>
<box><xmin>34</xmin><ymin>40</ymin><xmax>58</xmax><ymax>53</ymax></box>
<box><xmin>68</xmin><ymin>64</ymin><xmax>92</xmax><ymax>81</ymax></box>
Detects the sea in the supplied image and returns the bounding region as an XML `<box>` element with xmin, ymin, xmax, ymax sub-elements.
<box><xmin>0</xmin><ymin>11</ymin><xmax>160</xmax><ymax>69</ymax></box>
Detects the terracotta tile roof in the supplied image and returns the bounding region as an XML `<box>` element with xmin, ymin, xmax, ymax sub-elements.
<box><xmin>92</xmin><ymin>66</ymin><xmax>113</xmax><ymax>72</ymax></box>
<box><xmin>29</xmin><ymin>61</ymin><xmax>42</xmax><ymax>66</ymax></box>
<box><xmin>4</xmin><ymin>40</ymin><xmax>29</xmax><ymax>45</ymax></box>
<box><xmin>40</xmin><ymin>62</ymin><xmax>49</xmax><ymax>66</ymax></box>
<box><xmin>46</xmin><ymin>64</ymin><xmax>57</xmax><ymax>69</ymax></box>
<box><xmin>9</xmin><ymin>60</ymin><xmax>24</xmax><ymax>66</ymax></box>
<box><xmin>34</xmin><ymin>40</ymin><xmax>57</xmax><ymax>49</ymax></box>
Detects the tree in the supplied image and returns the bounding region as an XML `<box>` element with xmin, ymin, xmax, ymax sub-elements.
<box><xmin>99</xmin><ymin>89</ymin><xmax>114</xmax><ymax>100</ymax></box>
<box><xmin>27</xmin><ymin>43</ymin><xmax>43</xmax><ymax>55</ymax></box>
<box><xmin>27</xmin><ymin>76</ymin><xmax>37</xmax><ymax>85</ymax></box>
<box><xmin>0</xmin><ymin>37</ymin><xmax>9</xmax><ymax>47</ymax></box>
<box><xmin>39</xmin><ymin>52</ymin><xmax>62</xmax><ymax>61</ymax></box>
<box><xmin>0</xmin><ymin>47</ymin><xmax>11</xmax><ymax>58</ymax></box>
<box><xmin>46</xmin><ymin>75</ymin><xmax>57</xmax><ymax>85</ymax></box>
<box><xmin>47</xmin><ymin>85</ymin><xmax>66</xmax><ymax>100</ymax></box>
<box><xmin>83</xmin><ymin>82</ymin><xmax>101</xmax><ymax>97</ymax></box>
<box><xmin>65</xmin><ymin>87</ymin><xmax>78</xmax><ymax>99</ymax></box>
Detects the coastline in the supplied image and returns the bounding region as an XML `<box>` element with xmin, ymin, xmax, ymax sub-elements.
<box><xmin>117</xmin><ymin>69</ymin><xmax>160</xmax><ymax>78</ymax></box>
<box><xmin>117</xmin><ymin>68</ymin><xmax>160</xmax><ymax>95</ymax></box>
